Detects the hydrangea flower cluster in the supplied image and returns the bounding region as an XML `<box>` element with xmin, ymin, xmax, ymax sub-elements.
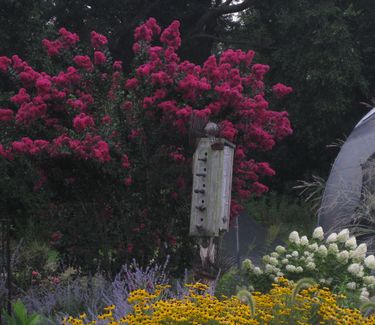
<box><xmin>242</xmin><ymin>227</ymin><xmax>375</xmax><ymax>302</ymax></box>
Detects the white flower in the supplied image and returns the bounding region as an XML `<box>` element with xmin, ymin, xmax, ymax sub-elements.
<box><xmin>286</xmin><ymin>254</ymin><xmax>292</xmax><ymax>259</ymax></box>
<box><xmin>348</xmin><ymin>263</ymin><xmax>364</xmax><ymax>277</ymax></box>
<box><xmin>350</xmin><ymin>243</ymin><xmax>367</xmax><ymax>261</ymax></box>
<box><xmin>281</xmin><ymin>258</ymin><xmax>289</xmax><ymax>265</ymax></box>
<box><xmin>326</xmin><ymin>278</ymin><xmax>333</xmax><ymax>285</ymax></box>
<box><xmin>328</xmin><ymin>243</ymin><xmax>339</xmax><ymax>254</ymax></box>
<box><xmin>305</xmin><ymin>255</ymin><xmax>314</xmax><ymax>263</ymax></box>
<box><xmin>337</xmin><ymin>250</ymin><xmax>349</xmax><ymax>264</ymax></box>
<box><xmin>346</xmin><ymin>282</ymin><xmax>356</xmax><ymax>290</ymax></box>
<box><xmin>269</xmin><ymin>257</ymin><xmax>279</xmax><ymax>266</ymax></box>
<box><xmin>265</xmin><ymin>264</ymin><xmax>274</xmax><ymax>273</ymax></box>
<box><xmin>289</xmin><ymin>231</ymin><xmax>300</xmax><ymax>244</ymax></box>
<box><xmin>275</xmin><ymin>245</ymin><xmax>286</xmax><ymax>254</ymax></box>
<box><xmin>337</xmin><ymin>229</ymin><xmax>350</xmax><ymax>243</ymax></box>
<box><xmin>364</xmin><ymin>255</ymin><xmax>375</xmax><ymax>270</ymax></box>
<box><xmin>242</xmin><ymin>259</ymin><xmax>253</xmax><ymax>271</ymax></box>
<box><xmin>253</xmin><ymin>266</ymin><xmax>263</xmax><ymax>275</ymax></box>
<box><xmin>304</xmin><ymin>251</ymin><xmax>310</xmax><ymax>256</ymax></box>
<box><xmin>306</xmin><ymin>262</ymin><xmax>316</xmax><ymax>270</ymax></box>
<box><xmin>300</xmin><ymin>236</ymin><xmax>309</xmax><ymax>246</ymax></box>
<box><xmin>326</xmin><ymin>233</ymin><xmax>337</xmax><ymax>243</ymax></box>
<box><xmin>319</xmin><ymin>278</ymin><xmax>326</xmax><ymax>284</ymax></box>
<box><xmin>291</xmin><ymin>251</ymin><xmax>299</xmax><ymax>258</ymax></box>
<box><xmin>270</xmin><ymin>252</ymin><xmax>279</xmax><ymax>258</ymax></box>
<box><xmin>286</xmin><ymin>264</ymin><xmax>296</xmax><ymax>272</ymax></box>
<box><xmin>263</xmin><ymin>255</ymin><xmax>270</xmax><ymax>263</ymax></box>
<box><xmin>296</xmin><ymin>266</ymin><xmax>303</xmax><ymax>273</ymax></box>
<box><xmin>345</xmin><ymin>237</ymin><xmax>357</xmax><ymax>250</ymax></box>
<box><xmin>363</xmin><ymin>275</ymin><xmax>375</xmax><ymax>285</ymax></box>
<box><xmin>317</xmin><ymin>245</ymin><xmax>328</xmax><ymax>257</ymax></box>
<box><xmin>360</xmin><ymin>288</ymin><xmax>370</xmax><ymax>302</ymax></box>
<box><xmin>308</xmin><ymin>243</ymin><xmax>318</xmax><ymax>252</ymax></box>
<box><xmin>312</xmin><ymin>227</ymin><xmax>324</xmax><ymax>240</ymax></box>
<box><xmin>276</xmin><ymin>271</ymin><xmax>284</xmax><ymax>277</ymax></box>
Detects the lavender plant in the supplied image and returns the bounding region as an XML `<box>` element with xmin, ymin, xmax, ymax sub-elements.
<box><xmin>20</xmin><ymin>257</ymin><xmax>187</xmax><ymax>323</ymax></box>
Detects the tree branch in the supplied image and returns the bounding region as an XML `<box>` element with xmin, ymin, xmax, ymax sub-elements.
<box><xmin>191</xmin><ymin>0</ymin><xmax>255</xmax><ymax>35</ymax></box>
<box><xmin>191</xmin><ymin>33</ymin><xmax>277</xmax><ymax>48</ymax></box>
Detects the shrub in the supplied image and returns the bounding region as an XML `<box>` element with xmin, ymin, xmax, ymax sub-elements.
<box><xmin>241</xmin><ymin>227</ymin><xmax>375</xmax><ymax>304</ymax></box>
<box><xmin>0</xmin><ymin>18</ymin><xmax>292</xmax><ymax>272</ymax></box>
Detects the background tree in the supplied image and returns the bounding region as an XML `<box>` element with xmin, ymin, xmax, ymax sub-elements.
<box><xmin>225</xmin><ymin>0</ymin><xmax>370</xmax><ymax>190</ymax></box>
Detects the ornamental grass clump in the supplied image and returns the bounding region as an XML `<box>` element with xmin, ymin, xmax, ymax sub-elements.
<box><xmin>242</xmin><ymin>227</ymin><xmax>375</xmax><ymax>303</ymax></box>
<box><xmin>63</xmin><ymin>279</ymin><xmax>375</xmax><ymax>324</ymax></box>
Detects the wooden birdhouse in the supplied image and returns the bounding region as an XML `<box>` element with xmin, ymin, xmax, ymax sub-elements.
<box><xmin>189</xmin><ymin>138</ymin><xmax>235</xmax><ymax>237</ymax></box>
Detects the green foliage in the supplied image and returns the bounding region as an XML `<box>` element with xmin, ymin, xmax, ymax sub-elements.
<box><xmin>215</xmin><ymin>268</ymin><xmax>242</xmax><ymax>298</ymax></box>
<box><xmin>244</xmin><ymin>192</ymin><xmax>316</xmax><ymax>241</ymax></box>
<box><xmin>3</xmin><ymin>300</ymin><xmax>43</xmax><ymax>325</ymax></box>
<box><xmin>13</xmin><ymin>241</ymin><xmax>60</xmax><ymax>290</ymax></box>
<box><xmin>231</xmin><ymin>0</ymin><xmax>370</xmax><ymax>187</ymax></box>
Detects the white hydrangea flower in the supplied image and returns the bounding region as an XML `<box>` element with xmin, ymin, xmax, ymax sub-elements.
<box><xmin>242</xmin><ymin>259</ymin><xmax>253</xmax><ymax>271</ymax></box>
<box><xmin>265</xmin><ymin>264</ymin><xmax>274</xmax><ymax>273</ymax></box>
<box><xmin>276</xmin><ymin>271</ymin><xmax>284</xmax><ymax>277</ymax></box>
<box><xmin>348</xmin><ymin>263</ymin><xmax>364</xmax><ymax>277</ymax></box>
<box><xmin>308</xmin><ymin>243</ymin><xmax>318</xmax><ymax>252</ymax></box>
<box><xmin>270</xmin><ymin>252</ymin><xmax>279</xmax><ymax>258</ymax></box>
<box><xmin>296</xmin><ymin>266</ymin><xmax>303</xmax><ymax>273</ymax></box>
<box><xmin>345</xmin><ymin>237</ymin><xmax>357</xmax><ymax>250</ymax></box>
<box><xmin>300</xmin><ymin>236</ymin><xmax>309</xmax><ymax>246</ymax></box>
<box><xmin>364</xmin><ymin>255</ymin><xmax>375</xmax><ymax>270</ymax></box>
<box><xmin>328</xmin><ymin>243</ymin><xmax>339</xmax><ymax>254</ymax></box>
<box><xmin>291</xmin><ymin>251</ymin><xmax>299</xmax><ymax>258</ymax></box>
<box><xmin>346</xmin><ymin>282</ymin><xmax>356</xmax><ymax>290</ymax></box>
<box><xmin>263</xmin><ymin>255</ymin><xmax>270</xmax><ymax>263</ymax></box>
<box><xmin>312</xmin><ymin>226</ymin><xmax>324</xmax><ymax>240</ymax></box>
<box><xmin>289</xmin><ymin>231</ymin><xmax>300</xmax><ymax>244</ymax></box>
<box><xmin>253</xmin><ymin>266</ymin><xmax>263</xmax><ymax>275</ymax></box>
<box><xmin>281</xmin><ymin>258</ymin><xmax>289</xmax><ymax>265</ymax></box>
<box><xmin>350</xmin><ymin>243</ymin><xmax>367</xmax><ymax>261</ymax></box>
<box><xmin>360</xmin><ymin>288</ymin><xmax>370</xmax><ymax>302</ymax></box>
<box><xmin>286</xmin><ymin>264</ymin><xmax>296</xmax><ymax>272</ymax></box>
<box><xmin>305</xmin><ymin>255</ymin><xmax>315</xmax><ymax>263</ymax></box>
<box><xmin>306</xmin><ymin>262</ymin><xmax>316</xmax><ymax>270</ymax></box>
<box><xmin>286</xmin><ymin>254</ymin><xmax>292</xmax><ymax>259</ymax></box>
<box><xmin>317</xmin><ymin>245</ymin><xmax>328</xmax><ymax>257</ymax></box>
<box><xmin>275</xmin><ymin>245</ymin><xmax>286</xmax><ymax>254</ymax></box>
<box><xmin>337</xmin><ymin>229</ymin><xmax>350</xmax><ymax>243</ymax></box>
<box><xmin>363</xmin><ymin>275</ymin><xmax>375</xmax><ymax>285</ymax></box>
<box><xmin>269</xmin><ymin>257</ymin><xmax>279</xmax><ymax>266</ymax></box>
<box><xmin>326</xmin><ymin>233</ymin><xmax>337</xmax><ymax>243</ymax></box>
<box><xmin>337</xmin><ymin>250</ymin><xmax>349</xmax><ymax>264</ymax></box>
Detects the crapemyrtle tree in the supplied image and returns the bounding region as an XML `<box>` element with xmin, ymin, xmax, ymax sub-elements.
<box><xmin>0</xmin><ymin>18</ymin><xmax>292</xmax><ymax>273</ymax></box>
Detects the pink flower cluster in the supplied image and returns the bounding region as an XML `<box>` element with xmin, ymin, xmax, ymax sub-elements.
<box><xmin>0</xmin><ymin>19</ymin><xmax>293</xmax><ymax>222</ymax></box>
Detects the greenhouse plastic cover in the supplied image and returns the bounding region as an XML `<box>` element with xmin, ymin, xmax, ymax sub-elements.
<box><xmin>318</xmin><ymin>107</ymin><xmax>375</xmax><ymax>247</ymax></box>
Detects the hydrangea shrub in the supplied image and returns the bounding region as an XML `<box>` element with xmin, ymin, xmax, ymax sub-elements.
<box><xmin>242</xmin><ymin>227</ymin><xmax>375</xmax><ymax>303</ymax></box>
